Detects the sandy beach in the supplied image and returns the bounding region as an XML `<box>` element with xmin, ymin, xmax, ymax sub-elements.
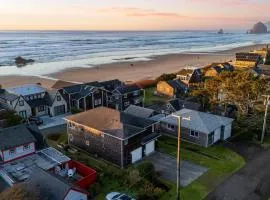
<box><xmin>0</xmin><ymin>44</ymin><xmax>267</xmax><ymax>88</ymax></box>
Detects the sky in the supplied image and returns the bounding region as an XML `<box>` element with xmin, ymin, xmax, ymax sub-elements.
<box><xmin>0</xmin><ymin>0</ymin><xmax>269</xmax><ymax>30</ymax></box>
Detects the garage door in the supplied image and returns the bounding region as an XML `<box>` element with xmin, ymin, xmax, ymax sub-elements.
<box><xmin>54</xmin><ymin>105</ymin><xmax>66</xmax><ymax>116</ymax></box>
<box><xmin>131</xmin><ymin>147</ymin><xmax>142</xmax><ymax>163</ymax></box>
<box><xmin>145</xmin><ymin>141</ymin><xmax>155</xmax><ymax>155</ymax></box>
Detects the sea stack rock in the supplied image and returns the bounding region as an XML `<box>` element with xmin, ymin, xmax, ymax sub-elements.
<box><xmin>15</xmin><ymin>56</ymin><xmax>35</xmax><ymax>67</ymax></box>
<box><xmin>249</xmin><ymin>22</ymin><xmax>268</xmax><ymax>34</ymax></box>
<box><xmin>218</xmin><ymin>29</ymin><xmax>224</xmax><ymax>34</ymax></box>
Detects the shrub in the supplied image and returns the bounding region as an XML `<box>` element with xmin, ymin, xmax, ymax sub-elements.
<box><xmin>126</xmin><ymin>169</ymin><xmax>142</xmax><ymax>186</ymax></box>
<box><xmin>88</xmin><ymin>182</ymin><xmax>101</xmax><ymax>198</ymax></box>
<box><xmin>137</xmin><ymin>162</ymin><xmax>156</xmax><ymax>182</ymax></box>
<box><xmin>0</xmin><ymin>110</ymin><xmax>23</xmax><ymax>127</ymax></box>
<box><xmin>156</xmin><ymin>73</ymin><xmax>176</xmax><ymax>82</ymax></box>
<box><xmin>137</xmin><ymin>180</ymin><xmax>165</xmax><ymax>199</ymax></box>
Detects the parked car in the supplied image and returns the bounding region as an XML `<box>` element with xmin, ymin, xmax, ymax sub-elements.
<box><xmin>28</xmin><ymin>116</ymin><xmax>43</xmax><ymax>125</ymax></box>
<box><xmin>106</xmin><ymin>192</ymin><xmax>135</xmax><ymax>200</ymax></box>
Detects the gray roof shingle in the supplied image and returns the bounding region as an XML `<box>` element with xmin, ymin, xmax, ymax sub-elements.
<box><xmin>26</xmin><ymin>168</ymin><xmax>76</xmax><ymax>200</ymax></box>
<box><xmin>124</xmin><ymin>105</ymin><xmax>155</xmax><ymax>118</ymax></box>
<box><xmin>160</xmin><ymin>108</ymin><xmax>234</xmax><ymax>134</ymax></box>
<box><xmin>0</xmin><ymin>124</ymin><xmax>37</xmax><ymax>150</ymax></box>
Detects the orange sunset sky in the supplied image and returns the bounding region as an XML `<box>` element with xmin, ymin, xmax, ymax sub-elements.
<box><xmin>0</xmin><ymin>0</ymin><xmax>269</xmax><ymax>30</ymax></box>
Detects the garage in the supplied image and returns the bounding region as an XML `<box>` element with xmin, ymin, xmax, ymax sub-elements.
<box><xmin>145</xmin><ymin>140</ymin><xmax>155</xmax><ymax>155</ymax></box>
<box><xmin>131</xmin><ymin>147</ymin><xmax>142</xmax><ymax>163</ymax></box>
<box><xmin>54</xmin><ymin>105</ymin><xmax>66</xmax><ymax>116</ymax></box>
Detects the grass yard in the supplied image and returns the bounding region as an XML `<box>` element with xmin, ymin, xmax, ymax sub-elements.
<box><xmin>157</xmin><ymin>135</ymin><xmax>245</xmax><ymax>200</ymax></box>
<box><xmin>144</xmin><ymin>87</ymin><xmax>169</xmax><ymax>106</ymax></box>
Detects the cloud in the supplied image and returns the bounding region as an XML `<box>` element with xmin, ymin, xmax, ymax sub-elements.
<box><xmin>97</xmin><ymin>7</ymin><xmax>186</xmax><ymax>18</ymax></box>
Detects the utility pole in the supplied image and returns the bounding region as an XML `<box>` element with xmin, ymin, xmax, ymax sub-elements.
<box><xmin>172</xmin><ymin>114</ymin><xmax>190</xmax><ymax>200</ymax></box>
<box><xmin>261</xmin><ymin>95</ymin><xmax>270</xmax><ymax>144</ymax></box>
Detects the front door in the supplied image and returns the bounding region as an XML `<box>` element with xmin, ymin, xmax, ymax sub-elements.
<box><xmin>31</xmin><ymin>108</ymin><xmax>36</xmax><ymax>116</ymax></box>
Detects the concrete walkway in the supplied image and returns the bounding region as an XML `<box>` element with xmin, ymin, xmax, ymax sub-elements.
<box><xmin>143</xmin><ymin>152</ymin><xmax>208</xmax><ymax>187</ymax></box>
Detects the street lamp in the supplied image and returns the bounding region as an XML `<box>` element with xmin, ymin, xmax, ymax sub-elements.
<box><xmin>171</xmin><ymin>114</ymin><xmax>190</xmax><ymax>200</ymax></box>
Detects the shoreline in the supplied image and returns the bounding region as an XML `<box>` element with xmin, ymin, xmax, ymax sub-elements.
<box><xmin>0</xmin><ymin>43</ymin><xmax>267</xmax><ymax>88</ymax></box>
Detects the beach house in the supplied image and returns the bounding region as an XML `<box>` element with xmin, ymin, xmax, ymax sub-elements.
<box><xmin>156</xmin><ymin>79</ymin><xmax>188</xmax><ymax>98</ymax></box>
<box><xmin>159</xmin><ymin>109</ymin><xmax>234</xmax><ymax>147</ymax></box>
<box><xmin>176</xmin><ymin>68</ymin><xmax>202</xmax><ymax>87</ymax></box>
<box><xmin>203</xmin><ymin>62</ymin><xmax>234</xmax><ymax>77</ymax></box>
<box><xmin>65</xmin><ymin>107</ymin><xmax>160</xmax><ymax>167</ymax></box>
<box><xmin>0</xmin><ymin>124</ymin><xmax>97</xmax><ymax>197</ymax></box>
<box><xmin>234</xmin><ymin>53</ymin><xmax>263</xmax><ymax>68</ymax></box>
<box><xmin>60</xmin><ymin>79</ymin><xmax>143</xmax><ymax>112</ymax></box>
<box><xmin>0</xmin><ymin>84</ymin><xmax>67</xmax><ymax>118</ymax></box>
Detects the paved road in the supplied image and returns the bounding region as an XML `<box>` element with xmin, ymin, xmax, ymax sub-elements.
<box><xmin>207</xmin><ymin>148</ymin><xmax>270</xmax><ymax>200</ymax></box>
<box><xmin>143</xmin><ymin>152</ymin><xmax>208</xmax><ymax>187</ymax></box>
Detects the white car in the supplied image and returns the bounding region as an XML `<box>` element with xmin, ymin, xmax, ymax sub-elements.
<box><xmin>105</xmin><ymin>192</ymin><xmax>135</xmax><ymax>200</ymax></box>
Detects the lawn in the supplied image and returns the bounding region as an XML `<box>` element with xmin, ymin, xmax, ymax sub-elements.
<box><xmin>144</xmin><ymin>87</ymin><xmax>169</xmax><ymax>106</ymax></box>
<box><xmin>157</xmin><ymin>135</ymin><xmax>246</xmax><ymax>200</ymax></box>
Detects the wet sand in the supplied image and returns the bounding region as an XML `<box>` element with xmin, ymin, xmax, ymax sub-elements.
<box><xmin>0</xmin><ymin>44</ymin><xmax>267</xmax><ymax>88</ymax></box>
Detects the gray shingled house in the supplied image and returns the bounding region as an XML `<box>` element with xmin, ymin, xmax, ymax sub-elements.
<box><xmin>65</xmin><ymin>107</ymin><xmax>160</xmax><ymax>167</ymax></box>
<box><xmin>159</xmin><ymin>109</ymin><xmax>234</xmax><ymax>147</ymax></box>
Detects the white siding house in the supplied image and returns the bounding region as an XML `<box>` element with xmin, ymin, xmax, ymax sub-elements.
<box><xmin>0</xmin><ymin>124</ymin><xmax>37</xmax><ymax>163</ymax></box>
<box><xmin>0</xmin><ymin>84</ymin><xmax>68</xmax><ymax>118</ymax></box>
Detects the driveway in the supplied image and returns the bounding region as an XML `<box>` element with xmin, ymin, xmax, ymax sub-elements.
<box><xmin>143</xmin><ymin>152</ymin><xmax>208</xmax><ymax>187</ymax></box>
<box><xmin>207</xmin><ymin>146</ymin><xmax>270</xmax><ymax>200</ymax></box>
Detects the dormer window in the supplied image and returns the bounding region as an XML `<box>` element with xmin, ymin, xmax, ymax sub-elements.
<box><xmin>19</xmin><ymin>100</ymin><xmax>24</xmax><ymax>106</ymax></box>
<box><xmin>57</xmin><ymin>95</ymin><xmax>61</xmax><ymax>101</ymax></box>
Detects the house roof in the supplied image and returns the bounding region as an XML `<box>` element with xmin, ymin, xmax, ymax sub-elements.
<box><xmin>65</xmin><ymin>107</ymin><xmax>144</xmax><ymax>139</ymax></box>
<box><xmin>0</xmin><ymin>89</ymin><xmax>19</xmax><ymax>101</ymax></box>
<box><xmin>160</xmin><ymin>108</ymin><xmax>234</xmax><ymax>134</ymax></box>
<box><xmin>0</xmin><ymin>124</ymin><xmax>37</xmax><ymax>150</ymax></box>
<box><xmin>120</xmin><ymin>112</ymin><xmax>157</xmax><ymax>129</ymax></box>
<box><xmin>26</xmin><ymin>168</ymin><xmax>80</xmax><ymax>200</ymax></box>
<box><xmin>71</xmin><ymin>85</ymin><xmax>96</xmax><ymax>100</ymax></box>
<box><xmin>51</xmin><ymin>80</ymin><xmax>77</xmax><ymax>90</ymax></box>
<box><xmin>63</xmin><ymin>84</ymin><xmax>84</xmax><ymax>94</ymax></box>
<box><xmin>169</xmin><ymin>99</ymin><xmax>201</xmax><ymax>111</ymax></box>
<box><xmin>7</xmin><ymin>84</ymin><xmax>46</xmax><ymax>96</ymax></box>
<box><xmin>114</xmin><ymin>84</ymin><xmax>141</xmax><ymax>94</ymax></box>
<box><xmin>147</xmin><ymin>102</ymin><xmax>171</xmax><ymax>114</ymax></box>
<box><xmin>97</xmin><ymin>79</ymin><xmax>122</xmax><ymax>91</ymax></box>
<box><xmin>167</xmin><ymin>80</ymin><xmax>187</xmax><ymax>91</ymax></box>
<box><xmin>124</xmin><ymin>105</ymin><xmax>155</xmax><ymax>118</ymax></box>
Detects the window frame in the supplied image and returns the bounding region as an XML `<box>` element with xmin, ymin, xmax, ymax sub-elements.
<box><xmin>19</xmin><ymin>100</ymin><xmax>24</xmax><ymax>106</ymax></box>
<box><xmin>190</xmin><ymin>130</ymin><xmax>199</xmax><ymax>138</ymax></box>
<box><xmin>57</xmin><ymin>95</ymin><xmax>61</xmax><ymax>101</ymax></box>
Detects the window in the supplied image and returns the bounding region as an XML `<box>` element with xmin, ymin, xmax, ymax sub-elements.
<box><xmin>23</xmin><ymin>144</ymin><xmax>30</xmax><ymax>151</ymax></box>
<box><xmin>57</xmin><ymin>95</ymin><xmax>61</xmax><ymax>101</ymax></box>
<box><xmin>19</xmin><ymin>100</ymin><xmax>24</xmax><ymax>106</ymax></box>
<box><xmin>190</xmin><ymin>130</ymin><xmax>199</xmax><ymax>138</ymax></box>
<box><xmin>124</xmin><ymin>101</ymin><xmax>130</xmax><ymax>106</ymax></box>
<box><xmin>69</xmin><ymin>134</ymin><xmax>74</xmax><ymax>142</ymax></box>
<box><xmin>124</xmin><ymin>94</ymin><xmax>127</xmax><ymax>98</ymax></box>
<box><xmin>115</xmin><ymin>95</ymin><xmax>119</xmax><ymax>100</ymax></box>
<box><xmin>85</xmin><ymin>140</ymin><xmax>90</xmax><ymax>146</ymax></box>
<box><xmin>133</xmin><ymin>90</ymin><xmax>140</xmax><ymax>96</ymax></box>
<box><xmin>134</xmin><ymin>98</ymin><xmax>141</xmax><ymax>104</ymax></box>
<box><xmin>167</xmin><ymin>124</ymin><xmax>175</xmax><ymax>130</ymax></box>
<box><xmin>9</xmin><ymin>149</ymin><xmax>15</xmax><ymax>156</ymax></box>
<box><xmin>38</xmin><ymin>106</ymin><xmax>45</xmax><ymax>112</ymax></box>
<box><xmin>25</xmin><ymin>96</ymin><xmax>30</xmax><ymax>101</ymax></box>
<box><xmin>94</xmin><ymin>99</ymin><xmax>101</xmax><ymax>106</ymax></box>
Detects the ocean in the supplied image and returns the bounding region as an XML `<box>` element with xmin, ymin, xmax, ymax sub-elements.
<box><xmin>0</xmin><ymin>30</ymin><xmax>270</xmax><ymax>76</ymax></box>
